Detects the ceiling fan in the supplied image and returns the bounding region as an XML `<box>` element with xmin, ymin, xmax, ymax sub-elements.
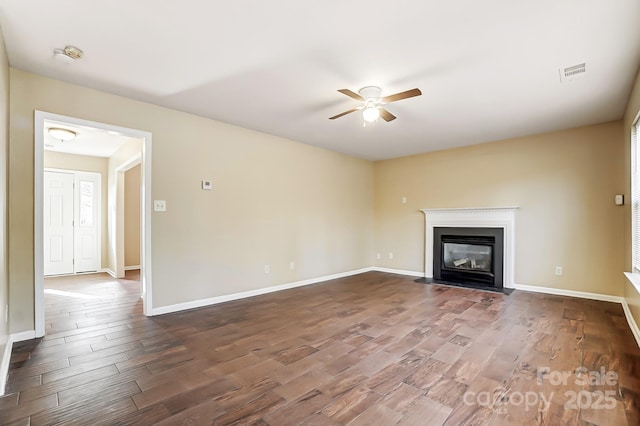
<box><xmin>329</xmin><ymin>86</ymin><xmax>422</xmax><ymax>123</ymax></box>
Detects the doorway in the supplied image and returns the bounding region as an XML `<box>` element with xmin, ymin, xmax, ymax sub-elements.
<box><xmin>124</xmin><ymin>164</ymin><xmax>141</xmax><ymax>272</ymax></box>
<box><xmin>34</xmin><ymin>111</ymin><xmax>153</xmax><ymax>338</ymax></box>
<box><xmin>43</xmin><ymin>170</ymin><xmax>101</xmax><ymax>276</ymax></box>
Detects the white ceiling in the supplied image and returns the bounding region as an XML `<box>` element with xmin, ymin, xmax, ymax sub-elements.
<box><xmin>1</xmin><ymin>1</ymin><xmax>640</xmax><ymax>160</ymax></box>
<box><xmin>44</xmin><ymin>119</ymin><xmax>134</xmax><ymax>158</ymax></box>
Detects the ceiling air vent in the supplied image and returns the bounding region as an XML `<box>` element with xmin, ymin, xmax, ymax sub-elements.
<box><xmin>559</xmin><ymin>63</ymin><xmax>586</xmax><ymax>82</ymax></box>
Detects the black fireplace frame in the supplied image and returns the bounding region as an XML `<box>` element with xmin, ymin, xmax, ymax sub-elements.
<box><xmin>433</xmin><ymin>227</ymin><xmax>504</xmax><ymax>289</ymax></box>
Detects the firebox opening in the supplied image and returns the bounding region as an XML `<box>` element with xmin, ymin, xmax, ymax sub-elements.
<box><xmin>433</xmin><ymin>227</ymin><xmax>504</xmax><ymax>289</ymax></box>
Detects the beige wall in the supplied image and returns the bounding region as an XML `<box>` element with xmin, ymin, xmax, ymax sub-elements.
<box><xmin>124</xmin><ymin>164</ymin><xmax>141</xmax><ymax>268</ymax></box>
<box><xmin>43</xmin><ymin>151</ymin><xmax>109</xmax><ymax>269</ymax></box>
<box><xmin>623</xmin><ymin>68</ymin><xmax>640</xmax><ymax>325</ymax></box>
<box><xmin>0</xmin><ymin>29</ymin><xmax>9</xmax><ymax>369</ymax></box>
<box><xmin>374</xmin><ymin>121</ymin><xmax>625</xmax><ymax>296</ymax></box>
<box><xmin>11</xmin><ymin>64</ymin><xmax>634</xmax><ymax>336</ymax></box>
<box><xmin>8</xmin><ymin>69</ymin><xmax>373</xmax><ymax>332</ymax></box>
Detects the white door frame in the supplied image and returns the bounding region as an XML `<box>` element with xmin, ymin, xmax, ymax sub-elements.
<box><xmin>35</xmin><ymin>111</ymin><xmax>153</xmax><ymax>337</ymax></box>
<box><xmin>115</xmin><ymin>153</ymin><xmax>141</xmax><ymax>279</ymax></box>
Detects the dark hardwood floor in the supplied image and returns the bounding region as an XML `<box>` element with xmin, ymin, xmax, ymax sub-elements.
<box><xmin>1</xmin><ymin>271</ymin><xmax>639</xmax><ymax>425</ymax></box>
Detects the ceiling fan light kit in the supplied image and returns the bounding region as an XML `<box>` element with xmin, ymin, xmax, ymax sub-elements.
<box><xmin>363</xmin><ymin>104</ymin><xmax>380</xmax><ymax>123</ymax></box>
<box><xmin>329</xmin><ymin>86</ymin><xmax>421</xmax><ymax>124</ymax></box>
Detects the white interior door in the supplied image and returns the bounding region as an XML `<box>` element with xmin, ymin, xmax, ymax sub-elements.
<box><xmin>74</xmin><ymin>172</ymin><xmax>101</xmax><ymax>273</ymax></box>
<box><xmin>44</xmin><ymin>171</ymin><xmax>74</xmax><ymax>275</ymax></box>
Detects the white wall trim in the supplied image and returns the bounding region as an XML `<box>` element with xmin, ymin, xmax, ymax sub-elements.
<box><xmin>421</xmin><ymin>207</ymin><xmax>519</xmax><ymax>289</ymax></box>
<box><xmin>124</xmin><ymin>265</ymin><xmax>141</xmax><ymax>271</ymax></box>
<box><xmin>2</xmin><ymin>330</ymin><xmax>39</xmax><ymax>394</ymax></box>
<box><xmin>35</xmin><ymin>111</ymin><xmax>154</xmax><ymax>338</ymax></box>
<box><xmin>34</xmin><ymin>112</ymin><xmax>45</xmax><ymax>337</ymax></box>
<box><xmin>513</xmin><ymin>283</ymin><xmax>624</xmax><ymax>303</ymax></box>
<box><xmin>10</xmin><ymin>330</ymin><xmax>36</xmax><ymax>343</ymax></box>
<box><xmin>623</xmin><ymin>272</ymin><xmax>640</xmax><ymax>348</ymax></box>
<box><xmin>115</xmin><ymin>153</ymin><xmax>142</xmax><ymax>279</ymax></box>
<box><xmin>115</xmin><ymin>153</ymin><xmax>142</xmax><ymax>173</ymax></box>
<box><xmin>151</xmin><ymin>267</ymin><xmax>374</xmax><ymax>316</ymax></box>
<box><xmin>624</xmin><ymin>272</ymin><xmax>640</xmax><ymax>294</ymax></box>
<box><xmin>506</xmin><ymin>283</ymin><xmax>640</xmax><ymax>349</ymax></box>
<box><xmin>100</xmin><ymin>268</ymin><xmax>117</xmax><ymax>278</ymax></box>
<box><xmin>622</xmin><ymin>299</ymin><xmax>640</xmax><ymax>349</ymax></box>
<box><xmin>0</xmin><ymin>336</ymin><xmax>13</xmax><ymax>396</ymax></box>
<box><xmin>372</xmin><ymin>267</ymin><xmax>425</xmax><ymax>277</ymax></box>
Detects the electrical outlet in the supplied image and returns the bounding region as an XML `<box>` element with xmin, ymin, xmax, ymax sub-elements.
<box><xmin>615</xmin><ymin>194</ymin><xmax>624</xmax><ymax>205</ymax></box>
<box><xmin>264</xmin><ymin>265</ymin><xmax>270</xmax><ymax>274</ymax></box>
<box><xmin>201</xmin><ymin>180</ymin><xmax>213</xmax><ymax>190</ymax></box>
<box><xmin>153</xmin><ymin>200</ymin><xmax>166</xmax><ymax>212</ymax></box>
<box><xmin>388</xmin><ymin>252</ymin><xmax>393</xmax><ymax>259</ymax></box>
<box><xmin>289</xmin><ymin>261</ymin><xmax>295</xmax><ymax>270</ymax></box>
<box><xmin>376</xmin><ymin>253</ymin><xmax>381</xmax><ymax>260</ymax></box>
<box><xmin>555</xmin><ymin>266</ymin><xmax>563</xmax><ymax>276</ymax></box>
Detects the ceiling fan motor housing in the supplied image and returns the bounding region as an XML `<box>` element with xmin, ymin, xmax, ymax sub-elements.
<box><xmin>359</xmin><ymin>86</ymin><xmax>382</xmax><ymax>100</ymax></box>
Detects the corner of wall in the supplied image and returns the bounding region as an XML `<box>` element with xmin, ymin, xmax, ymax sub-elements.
<box><xmin>0</xmin><ymin>25</ymin><xmax>10</xmax><ymax>396</ymax></box>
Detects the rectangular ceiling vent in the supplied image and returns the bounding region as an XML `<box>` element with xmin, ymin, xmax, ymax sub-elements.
<box><xmin>559</xmin><ymin>63</ymin><xmax>586</xmax><ymax>82</ymax></box>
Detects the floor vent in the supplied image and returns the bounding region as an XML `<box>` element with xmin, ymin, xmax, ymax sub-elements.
<box><xmin>560</xmin><ymin>63</ymin><xmax>586</xmax><ymax>82</ymax></box>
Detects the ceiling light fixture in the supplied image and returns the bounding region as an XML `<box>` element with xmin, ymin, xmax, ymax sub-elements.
<box><xmin>53</xmin><ymin>45</ymin><xmax>84</xmax><ymax>64</ymax></box>
<box><xmin>362</xmin><ymin>105</ymin><xmax>380</xmax><ymax>122</ymax></box>
<box><xmin>48</xmin><ymin>127</ymin><xmax>77</xmax><ymax>141</ymax></box>
<box><xmin>330</xmin><ymin>85</ymin><xmax>421</xmax><ymax>124</ymax></box>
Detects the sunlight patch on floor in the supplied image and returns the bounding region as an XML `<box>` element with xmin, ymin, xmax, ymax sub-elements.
<box><xmin>44</xmin><ymin>288</ymin><xmax>99</xmax><ymax>299</ymax></box>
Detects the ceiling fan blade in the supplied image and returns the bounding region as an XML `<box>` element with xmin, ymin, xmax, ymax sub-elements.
<box><xmin>329</xmin><ymin>108</ymin><xmax>359</xmax><ymax>120</ymax></box>
<box><xmin>382</xmin><ymin>88</ymin><xmax>422</xmax><ymax>103</ymax></box>
<box><xmin>379</xmin><ymin>108</ymin><xmax>396</xmax><ymax>122</ymax></box>
<box><xmin>338</xmin><ymin>89</ymin><xmax>364</xmax><ymax>101</ymax></box>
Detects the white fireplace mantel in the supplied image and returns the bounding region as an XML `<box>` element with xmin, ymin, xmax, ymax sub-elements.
<box><xmin>421</xmin><ymin>207</ymin><xmax>518</xmax><ymax>289</ymax></box>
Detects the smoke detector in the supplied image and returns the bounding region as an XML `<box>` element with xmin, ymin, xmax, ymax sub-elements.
<box><xmin>53</xmin><ymin>45</ymin><xmax>84</xmax><ymax>64</ymax></box>
<box><xmin>559</xmin><ymin>63</ymin><xmax>586</xmax><ymax>83</ymax></box>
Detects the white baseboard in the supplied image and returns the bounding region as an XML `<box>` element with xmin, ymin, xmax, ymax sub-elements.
<box><xmin>0</xmin><ymin>336</ymin><xmax>12</xmax><ymax>396</ymax></box>
<box><xmin>2</xmin><ymin>330</ymin><xmax>41</xmax><ymax>395</ymax></box>
<box><xmin>10</xmin><ymin>330</ymin><xmax>36</xmax><ymax>343</ymax></box>
<box><xmin>622</xmin><ymin>299</ymin><xmax>640</xmax><ymax>349</ymax></box>
<box><xmin>371</xmin><ymin>267</ymin><xmax>425</xmax><ymax>277</ymax></box>
<box><xmin>124</xmin><ymin>265</ymin><xmax>140</xmax><ymax>271</ymax></box>
<box><xmin>100</xmin><ymin>268</ymin><xmax>116</xmax><ymax>278</ymax></box>
<box><xmin>151</xmin><ymin>267</ymin><xmax>374</xmax><ymax>316</ymax></box>
<box><xmin>514</xmin><ymin>283</ymin><xmax>640</xmax><ymax>349</ymax></box>
<box><xmin>512</xmin><ymin>283</ymin><xmax>624</xmax><ymax>304</ymax></box>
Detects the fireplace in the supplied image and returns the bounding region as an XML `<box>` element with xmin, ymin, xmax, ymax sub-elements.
<box><xmin>433</xmin><ymin>227</ymin><xmax>503</xmax><ymax>288</ymax></box>
<box><xmin>421</xmin><ymin>207</ymin><xmax>518</xmax><ymax>291</ymax></box>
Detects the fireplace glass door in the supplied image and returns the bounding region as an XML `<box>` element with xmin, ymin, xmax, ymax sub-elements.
<box><xmin>443</xmin><ymin>243</ymin><xmax>492</xmax><ymax>273</ymax></box>
<box><xmin>433</xmin><ymin>226</ymin><xmax>503</xmax><ymax>288</ymax></box>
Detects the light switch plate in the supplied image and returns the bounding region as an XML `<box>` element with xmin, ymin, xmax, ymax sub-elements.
<box><xmin>202</xmin><ymin>180</ymin><xmax>213</xmax><ymax>190</ymax></box>
<box><xmin>154</xmin><ymin>200</ymin><xmax>166</xmax><ymax>211</ymax></box>
<box><xmin>615</xmin><ymin>194</ymin><xmax>624</xmax><ymax>206</ymax></box>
